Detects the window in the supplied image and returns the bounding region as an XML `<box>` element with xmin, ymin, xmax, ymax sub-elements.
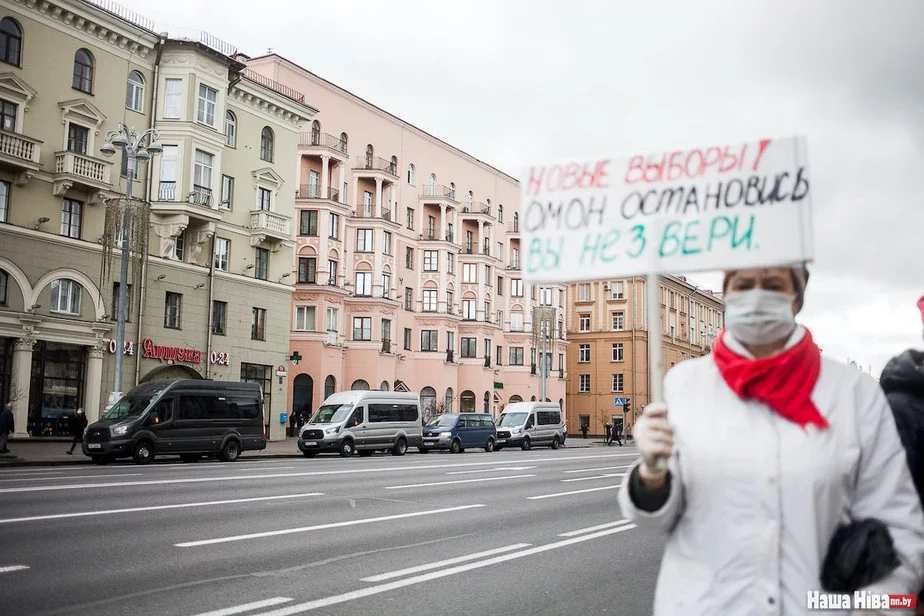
<box><xmin>164</xmin><ymin>292</ymin><xmax>182</xmax><ymax>328</ymax></box>
<box><xmin>260</xmin><ymin>126</ymin><xmax>274</xmax><ymax>162</ymax></box>
<box><xmin>0</xmin><ymin>99</ymin><xmax>15</xmax><ymax>132</ymax></box>
<box><xmin>406</xmin><ymin>247</ymin><xmax>414</xmax><ymax>269</ymax></box>
<box><xmin>225</xmin><ymin>111</ymin><xmax>236</xmax><ymax>147</ymax></box>
<box><xmin>579</xmin><ymin>283</ymin><xmax>592</xmax><ymax>302</ymax></box>
<box><xmin>447</xmin><ymin>331</ymin><xmax>455</xmax><ymax>352</ymax></box>
<box><xmin>354</xmin><ymin>271</ymin><xmax>372</xmax><ymax>296</ymax></box>
<box><xmin>301</xmin><ymin>211</ymin><xmax>320</xmax><ymax>236</ymax></box>
<box><xmin>110</xmin><ymin>282</ymin><xmax>132</xmax><ymax>321</ymax></box>
<box><xmin>612</xmin><ymin>311</ymin><xmax>625</xmax><ymax>331</ymax></box>
<box><xmin>368</xmin><ymin>403</ymin><xmax>418</xmax><ymax>423</ymax></box>
<box><xmin>122</xmin><ymin>70</ymin><xmax>146</xmax><ymax>113</ymax></box>
<box><xmin>446</xmin><ymin>291</ymin><xmax>453</xmax><ymax>313</ymax></box>
<box><xmin>362</xmin><ymin>191</ymin><xmax>373</xmax><ymax>217</ymax></box>
<box><xmin>197</xmin><ymin>84</ymin><xmax>217</xmax><ymax>125</ymax></box>
<box><xmin>423</xmin><ymin>250</ymin><xmax>438</xmax><ymax>271</ymax></box>
<box><xmin>404</xmin><ymin>328</ymin><xmax>412</xmax><ymax>350</ymax></box>
<box><xmin>511</xmin><ymin>247</ymin><xmax>520</xmax><ymax>269</ymax></box>
<box><xmin>497</xmin><ymin>204</ymin><xmax>503</xmax><ymax>222</ymax></box>
<box><xmin>484</xmin><ymin>338</ymin><xmax>492</xmax><ymax>361</ymax></box>
<box><xmin>406</xmin><ymin>207</ymin><xmax>414</xmax><ymax>230</ymax></box>
<box><xmin>0</xmin><ymin>180</ymin><xmax>9</xmax><ymax>222</ymax></box>
<box><xmin>462</xmin><ymin>263</ymin><xmax>477</xmax><ymax>283</ymax></box>
<box><xmin>164</xmin><ymin>79</ymin><xmax>183</xmax><ymax>119</ymax></box>
<box><xmin>257</xmin><ymin>187</ymin><xmax>272</xmax><ymax>211</ymax></box>
<box><xmin>612</xmin><ymin>343</ymin><xmax>624</xmax><ymax>362</ymax></box>
<box><xmin>509</xmin><ymin>347</ymin><xmax>524</xmax><ymax>365</ymax></box>
<box><xmin>158</xmin><ymin>145</ymin><xmax>178</xmax><ymax>200</ymax></box>
<box><xmin>579</xmin><ymin>344</ymin><xmax>590</xmax><ymax>363</ymax></box>
<box><xmin>381</xmin><ymin>273</ymin><xmax>391</xmax><ymax>298</ymax></box>
<box><xmin>328</xmin><ymin>260</ymin><xmax>338</xmax><ymax>285</ymax></box>
<box><xmin>540</xmin><ymin>287</ymin><xmax>553</xmax><ymax>306</ymax></box>
<box><xmin>251</xmin><ymin>307</ymin><xmax>267</xmax><ymax>340</ymax></box>
<box><xmin>462</xmin><ymin>299</ymin><xmax>476</xmax><ymax>320</ymax></box>
<box><xmin>579</xmin><ymin>374</ymin><xmax>591</xmax><ymax>393</ymax></box>
<box><xmin>295</xmin><ymin>306</ymin><xmax>316</xmax><ymax>331</ymax></box>
<box><xmin>496</xmin><ymin>310</ymin><xmax>504</xmax><ymax>327</ymax></box>
<box><xmin>382</xmin><ymin>319</ymin><xmax>392</xmax><ymax>343</ymax></box>
<box><xmin>447</xmin><ymin>253</ymin><xmax>454</xmax><ymax>275</ymax></box>
<box><xmin>60</xmin><ymin>199</ymin><xmax>82</xmax><ymax>238</ymax></box>
<box><xmin>404</xmin><ymin>287</ymin><xmax>413</xmax><ymax>310</ymax></box>
<box><xmin>213</xmin><ymin>238</ymin><xmax>230</xmax><ymax>271</ymax></box>
<box><xmin>356</xmin><ymin>229</ymin><xmax>373</xmax><ymax>252</ymax></box>
<box><xmin>511</xmin><ymin>279</ymin><xmax>523</xmax><ymax>297</ymax></box>
<box><xmin>497</xmin><ymin>276</ymin><xmax>504</xmax><ymax>295</ymax></box>
<box><xmin>383</xmin><ymin>231</ymin><xmax>392</xmax><ymax>254</ymax></box>
<box><xmin>461</xmin><ymin>337</ymin><xmax>477</xmax><ymax>358</ymax></box>
<box><xmin>194</xmin><ymin>149</ymin><xmax>213</xmax><ymax>195</ymax></box>
<box><xmin>352</xmin><ymin>316</ymin><xmax>372</xmax><ymax>341</ymax></box>
<box><xmin>484</xmin><ymin>300</ymin><xmax>491</xmax><ymax>322</ymax></box>
<box><xmin>326</xmin><ymin>307</ymin><xmax>339</xmax><ymax>335</ymax></box>
<box><xmin>212</xmin><ymin>301</ymin><xmax>227</xmax><ymax>335</ymax></box>
<box><xmin>427</xmin><ymin>215</ymin><xmax>436</xmax><ymax>239</ymax></box>
<box><xmin>510</xmin><ymin>312</ymin><xmax>524</xmax><ymax>332</ymax></box>
<box><xmin>407</xmin><ymin>164</ymin><xmax>415</xmax><ymax>184</ymax></box>
<box><xmin>297</xmin><ymin>257</ymin><xmax>316</xmax><ymax>284</ymax></box>
<box><xmin>611</xmin><ymin>281</ymin><xmax>625</xmax><ymax>299</ymax></box>
<box><xmin>421</xmin><ymin>329</ymin><xmax>438</xmax><ymax>351</ymax></box>
<box><xmin>485</xmin><ymin>265</ymin><xmax>492</xmax><ymax>284</ymax></box>
<box><xmin>0</xmin><ymin>18</ymin><xmax>22</xmax><ymax>67</ymax></box>
<box><xmin>174</xmin><ymin>230</ymin><xmax>186</xmax><ymax>261</ymax></box>
<box><xmin>422</xmin><ymin>289</ymin><xmax>438</xmax><ymax>312</ymax></box>
<box><xmin>72</xmin><ymin>49</ymin><xmax>93</xmax><ymax>93</ymax></box>
<box><xmin>50</xmin><ymin>279</ymin><xmax>81</xmax><ymax>314</ymax></box>
<box><xmin>612</xmin><ymin>374</ymin><xmax>624</xmax><ymax>393</ymax></box>
<box><xmin>328</xmin><ymin>213</ymin><xmax>340</xmax><ymax>240</ymax></box>
<box><xmin>579</xmin><ymin>314</ymin><xmax>591</xmax><ymax>332</ymax></box>
<box><xmin>465</xmin><ymin>230</ymin><xmax>473</xmax><ymax>252</ymax></box>
<box><xmin>254</xmin><ymin>247</ymin><xmax>269</xmax><ymax>280</ymax></box>
<box><xmin>67</xmin><ymin>123</ymin><xmax>89</xmax><ymax>154</ymax></box>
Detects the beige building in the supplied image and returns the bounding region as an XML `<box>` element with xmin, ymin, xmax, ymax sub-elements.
<box><xmin>565</xmin><ymin>275</ymin><xmax>724</xmax><ymax>437</ymax></box>
<box><xmin>0</xmin><ymin>0</ymin><xmax>315</xmax><ymax>440</ymax></box>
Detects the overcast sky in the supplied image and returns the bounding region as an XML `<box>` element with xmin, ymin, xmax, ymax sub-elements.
<box><xmin>117</xmin><ymin>0</ymin><xmax>924</xmax><ymax>375</ymax></box>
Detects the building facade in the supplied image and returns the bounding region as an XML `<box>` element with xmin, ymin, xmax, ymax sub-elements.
<box><xmin>0</xmin><ymin>0</ymin><xmax>314</xmax><ymax>439</ymax></box>
<box><xmin>565</xmin><ymin>275</ymin><xmax>724</xmax><ymax>437</ymax></box>
<box><xmin>243</xmin><ymin>54</ymin><xmax>569</xmax><ymax>421</ymax></box>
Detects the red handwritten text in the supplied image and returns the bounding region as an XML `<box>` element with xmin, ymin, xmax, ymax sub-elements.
<box><xmin>624</xmin><ymin>139</ymin><xmax>773</xmax><ymax>185</ymax></box>
<box><xmin>526</xmin><ymin>160</ymin><xmax>611</xmax><ymax>197</ymax></box>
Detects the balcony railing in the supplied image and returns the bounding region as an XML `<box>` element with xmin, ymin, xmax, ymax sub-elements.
<box><xmin>506</xmin><ymin>262</ymin><xmax>520</xmax><ymax>271</ymax></box>
<box><xmin>0</xmin><ymin>130</ymin><xmax>41</xmax><ymax>166</ymax></box>
<box><xmin>54</xmin><ymin>151</ymin><xmax>111</xmax><ymax>185</ymax></box>
<box><xmin>299</xmin><ymin>131</ymin><xmax>348</xmax><ymax>154</ymax></box>
<box><xmin>352</xmin><ymin>156</ymin><xmax>398</xmax><ymax>178</ymax></box>
<box><xmin>298</xmin><ymin>184</ymin><xmax>341</xmax><ymax>202</ymax></box>
<box><xmin>250</xmin><ymin>210</ymin><xmax>292</xmax><ymax>236</ymax></box>
<box><xmin>381</xmin><ymin>208</ymin><xmax>392</xmax><ymax>222</ymax></box>
<box><xmin>188</xmin><ymin>185</ymin><xmax>212</xmax><ymax>207</ymax></box>
<box><xmin>446</xmin><ymin>350</ymin><xmax>455</xmax><ymax>363</ymax></box>
<box><xmin>484</xmin><ymin>356</ymin><xmax>491</xmax><ymax>369</ymax></box>
<box><xmin>419</xmin><ymin>184</ymin><xmax>457</xmax><ymax>200</ymax></box>
<box><xmin>508</xmin><ymin>220</ymin><xmax>520</xmax><ymax>233</ymax></box>
<box><xmin>462</xmin><ymin>202</ymin><xmax>493</xmax><ymax>217</ymax></box>
<box><xmin>158</xmin><ymin>181</ymin><xmax>176</xmax><ymax>201</ymax></box>
<box><xmin>381</xmin><ymin>339</ymin><xmax>392</xmax><ymax>354</ymax></box>
<box><xmin>242</xmin><ymin>68</ymin><xmax>307</xmax><ymax>104</ymax></box>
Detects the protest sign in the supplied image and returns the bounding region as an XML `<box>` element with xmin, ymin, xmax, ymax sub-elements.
<box><xmin>520</xmin><ymin>136</ymin><xmax>814</xmax><ymax>283</ymax></box>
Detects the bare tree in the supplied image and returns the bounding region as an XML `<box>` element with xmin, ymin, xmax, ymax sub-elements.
<box><xmin>593</xmin><ymin>405</ymin><xmax>614</xmax><ymax>439</ymax></box>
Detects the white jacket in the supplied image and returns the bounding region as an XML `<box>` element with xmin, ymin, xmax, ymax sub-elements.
<box><xmin>618</xmin><ymin>327</ymin><xmax>924</xmax><ymax>615</ymax></box>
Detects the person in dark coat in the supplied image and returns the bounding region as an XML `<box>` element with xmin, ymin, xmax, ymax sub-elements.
<box><xmin>0</xmin><ymin>402</ymin><xmax>13</xmax><ymax>453</ymax></box>
<box><xmin>66</xmin><ymin>408</ymin><xmax>88</xmax><ymax>455</ymax></box>
<box><xmin>880</xmin><ymin>295</ymin><xmax>924</xmax><ymax>613</ymax></box>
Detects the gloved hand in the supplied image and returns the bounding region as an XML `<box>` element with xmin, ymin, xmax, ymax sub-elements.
<box><xmin>634</xmin><ymin>402</ymin><xmax>674</xmax><ymax>482</ymax></box>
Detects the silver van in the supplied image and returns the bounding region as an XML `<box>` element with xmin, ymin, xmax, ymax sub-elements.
<box><xmin>297</xmin><ymin>391</ymin><xmax>423</xmax><ymax>458</ymax></box>
<box><xmin>495</xmin><ymin>402</ymin><xmax>565</xmax><ymax>451</ymax></box>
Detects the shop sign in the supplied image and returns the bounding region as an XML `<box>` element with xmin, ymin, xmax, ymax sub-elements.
<box><xmin>210</xmin><ymin>352</ymin><xmax>231</xmax><ymax>366</ymax></box>
<box><xmin>104</xmin><ymin>339</ymin><xmax>136</xmax><ymax>355</ymax></box>
<box><xmin>142</xmin><ymin>338</ymin><xmax>202</xmax><ymax>364</ymax></box>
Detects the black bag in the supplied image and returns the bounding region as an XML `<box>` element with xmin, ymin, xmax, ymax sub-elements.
<box><xmin>820</xmin><ymin>518</ymin><xmax>901</xmax><ymax>592</ymax></box>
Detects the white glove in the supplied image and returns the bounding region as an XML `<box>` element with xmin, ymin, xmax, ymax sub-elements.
<box><xmin>634</xmin><ymin>402</ymin><xmax>674</xmax><ymax>481</ymax></box>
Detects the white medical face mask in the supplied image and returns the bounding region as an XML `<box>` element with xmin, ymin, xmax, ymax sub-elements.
<box><xmin>724</xmin><ymin>289</ymin><xmax>796</xmax><ymax>346</ymax></box>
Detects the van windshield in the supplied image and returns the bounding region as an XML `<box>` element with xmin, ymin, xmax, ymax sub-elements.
<box><xmin>497</xmin><ymin>412</ymin><xmax>528</xmax><ymax>427</ymax></box>
<box><xmin>425</xmin><ymin>415</ymin><xmax>457</xmax><ymax>427</ymax></box>
<box><xmin>309</xmin><ymin>403</ymin><xmax>354</xmax><ymax>424</ymax></box>
<box><xmin>101</xmin><ymin>395</ymin><xmax>153</xmax><ymax>421</ymax></box>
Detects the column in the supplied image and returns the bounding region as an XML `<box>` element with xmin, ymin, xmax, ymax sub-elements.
<box><xmin>338</xmin><ymin>163</ymin><xmax>346</xmax><ymax>204</ymax></box>
<box><xmin>439</xmin><ymin>204</ymin><xmax>447</xmax><ymax>240</ymax></box>
<box><xmin>84</xmin><ymin>343</ymin><xmax>105</xmax><ymax>424</ymax></box>
<box><xmin>320</xmin><ymin>155</ymin><xmax>330</xmax><ymax>197</ymax></box>
<box><xmin>375</xmin><ymin>178</ymin><xmax>384</xmax><ymax>218</ymax></box>
<box><xmin>390</xmin><ymin>184</ymin><xmax>398</xmax><ymax>222</ymax></box>
<box><xmin>11</xmin><ymin>337</ymin><xmax>33</xmax><ymax>438</ymax></box>
<box><xmin>352</xmin><ymin>177</ymin><xmax>359</xmax><ymax>214</ymax></box>
<box><xmin>478</xmin><ymin>221</ymin><xmax>485</xmax><ymax>253</ymax></box>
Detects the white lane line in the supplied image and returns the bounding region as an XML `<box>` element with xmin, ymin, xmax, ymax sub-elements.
<box><xmin>560</xmin><ymin>473</ymin><xmax>625</xmax><ymax>483</ymax></box>
<box><xmin>361</xmin><ymin>544</ymin><xmax>531</xmax><ymax>582</ymax></box>
<box><xmin>175</xmin><ymin>504</ymin><xmax>485</xmax><ymax>548</ymax></box>
<box><xmin>527</xmin><ymin>484</ymin><xmax>622</xmax><ymax>500</ymax></box>
<box><xmin>0</xmin><ymin>493</ymin><xmax>323</xmax><ymax>525</ymax></box>
<box><xmin>189</xmin><ymin>597</ymin><xmax>292</xmax><ymax>616</ymax></box>
<box><xmin>248</xmin><ymin>525</ymin><xmax>636</xmax><ymax>615</ymax></box>
<box><xmin>384</xmin><ymin>475</ymin><xmax>535</xmax><ymax>490</ymax></box>
<box><xmin>0</xmin><ymin>565</ymin><xmax>30</xmax><ymax>574</ymax></box>
<box><xmin>445</xmin><ymin>466</ymin><xmax>536</xmax><ymax>475</ymax></box>
<box><xmin>563</xmin><ymin>465</ymin><xmax>631</xmax><ymax>474</ymax></box>
<box><xmin>0</xmin><ymin>473</ymin><xmax>143</xmax><ymax>483</ymax></box>
<box><xmin>558</xmin><ymin>519</ymin><xmax>633</xmax><ymax>537</ymax></box>
<box><xmin>230</xmin><ymin>466</ymin><xmax>295</xmax><ymax>472</ymax></box>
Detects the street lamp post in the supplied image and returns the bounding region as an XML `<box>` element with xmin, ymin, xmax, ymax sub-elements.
<box><xmin>99</xmin><ymin>123</ymin><xmax>162</xmax><ymax>408</ymax></box>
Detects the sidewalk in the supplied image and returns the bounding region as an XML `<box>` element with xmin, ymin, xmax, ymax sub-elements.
<box><xmin>0</xmin><ymin>434</ymin><xmax>605</xmax><ymax>467</ymax></box>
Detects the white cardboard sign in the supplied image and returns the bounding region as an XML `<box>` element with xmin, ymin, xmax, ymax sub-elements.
<box><xmin>519</xmin><ymin>136</ymin><xmax>814</xmax><ymax>282</ymax></box>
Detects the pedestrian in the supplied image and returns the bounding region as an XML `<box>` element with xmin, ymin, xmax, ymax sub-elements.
<box><xmin>619</xmin><ymin>265</ymin><xmax>924</xmax><ymax>614</ymax></box>
<box><xmin>288</xmin><ymin>411</ymin><xmax>297</xmax><ymax>437</ymax></box>
<box><xmin>604</xmin><ymin>422</ymin><xmax>611</xmax><ymax>444</ymax></box>
<box><xmin>581</xmin><ymin>423</ymin><xmax>589</xmax><ymax>439</ymax></box>
<box><xmin>0</xmin><ymin>401</ymin><xmax>13</xmax><ymax>453</ymax></box>
<box><xmin>66</xmin><ymin>407</ymin><xmax>88</xmax><ymax>455</ymax></box>
<box><xmin>613</xmin><ymin>421</ymin><xmax>623</xmax><ymax>447</ymax></box>
<box><xmin>880</xmin><ymin>295</ymin><xmax>924</xmax><ymax>614</ymax></box>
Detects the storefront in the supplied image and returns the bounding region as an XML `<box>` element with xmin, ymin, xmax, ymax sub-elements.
<box><xmin>27</xmin><ymin>341</ymin><xmax>86</xmax><ymax>436</ymax></box>
<box><xmin>241</xmin><ymin>362</ymin><xmax>273</xmax><ymax>431</ymax></box>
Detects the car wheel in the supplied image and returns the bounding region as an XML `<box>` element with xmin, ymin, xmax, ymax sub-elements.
<box><xmin>132</xmin><ymin>440</ymin><xmax>154</xmax><ymax>465</ymax></box>
<box><xmin>551</xmin><ymin>436</ymin><xmax>560</xmax><ymax>450</ymax></box>
<box><xmin>485</xmin><ymin>438</ymin><xmax>495</xmax><ymax>453</ymax></box>
<box><xmin>339</xmin><ymin>439</ymin><xmax>355</xmax><ymax>457</ymax></box>
<box><xmin>521</xmin><ymin>437</ymin><xmax>532</xmax><ymax>451</ymax></box>
<box><xmin>220</xmin><ymin>440</ymin><xmax>240</xmax><ymax>462</ymax></box>
<box><xmin>450</xmin><ymin>439</ymin><xmax>462</xmax><ymax>454</ymax></box>
<box><xmin>392</xmin><ymin>438</ymin><xmax>408</xmax><ymax>456</ymax></box>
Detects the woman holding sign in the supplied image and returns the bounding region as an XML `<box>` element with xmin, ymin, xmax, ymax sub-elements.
<box><xmin>617</xmin><ymin>265</ymin><xmax>924</xmax><ymax>615</ymax></box>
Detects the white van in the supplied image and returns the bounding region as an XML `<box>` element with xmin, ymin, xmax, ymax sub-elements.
<box><xmin>297</xmin><ymin>391</ymin><xmax>423</xmax><ymax>457</ymax></box>
<box><xmin>495</xmin><ymin>402</ymin><xmax>565</xmax><ymax>451</ymax></box>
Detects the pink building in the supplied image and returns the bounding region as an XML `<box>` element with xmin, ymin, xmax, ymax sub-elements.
<box><xmin>244</xmin><ymin>54</ymin><xmax>569</xmax><ymax>421</ymax></box>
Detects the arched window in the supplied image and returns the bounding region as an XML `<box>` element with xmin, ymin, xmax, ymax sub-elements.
<box><xmin>513</xmin><ymin>212</ymin><xmax>519</xmax><ymax>232</ymax></box>
<box><xmin>466</xmin><ymin>190</ymin><xmax>473</xmax><ymax>209</ymax></box>
<box><xmin>49</xmin><ymin>279</ymin><xmax>82</xmax><ymax>315</ymax></box>
<box><xmin>421</xmin><ymin>386</ymin><xmax>436</xmax><ymax>417</ymax></box>
<box><xmin>530</xmin><ymin>395</ymin><xmax>537</xmax><ymax>402</ymax></box>
<box><xmin>364</xmin><ymin>144</ymin><xmax>374</xmax><ymax>167</ymax></box>
<box><xmin>407</xmin><ymin>164</ymin><xmax>415</xmax><ymax>185</ymax></box>
<box><xmin>73</xmin><ymin>49</ymin><xmax>94</xmax><ymax>93</ymax></box>
<box><xmin>483</xmin><ymin>391</ymin><xmax>490</xmax><ymax>414</ymax></box>
<box><xmin>310</xmin><ymin>120</ymin><xmax>321</xmax><ymax>146</ymax></box>
<box><xmin>0</xmin><ymin>18</ymin><xmax>22</xmax><ymax>67</ymax></box>
<box><xmin>125</xmin><ymin>71</ymin><xmax>144</xmax><ymax>112</ymax></box>
<box><xmin>260</xmin><ymin>127</ymin><xmax>274</xmax><ymax>162</ymax></box>
<box><xmin>509</xmin><ymin>395</ymin><xmax>523</xmax><ymax>403</ymax></box>
<box><xmin>380</xmin><ymin>380</ymin><xmax>390</xmax><ymax>391</ymax></box>
<box><xmin>497</xmin><ymin>204</ymin><xmax>503</xmax><ymax>223</ymax></box>
<box><xmin>324</xmin><ymin>375</ymin><xmax>336</xmax><ymax>398</ymax></box>
<box><xmin>350</xmin><ymin>379</ymin><xmax>369</xmax><ymax>391</ymax></box>
<box><xmin>460</xmin><ymin>391</ymin><xmax>475</xmax><ymax>413</ymax></box>
<box><xmin>445</xmin><ymin>387</ymin><xmax>453</xmax><ymax>413</ymax></box>
<box><xmin>0</xmin><ymin>270</ymin><xmax>8</xmax><ymax>305</ymax></box>
<box><xmin>428</xmin><ymin>173</ymin><xmax>436</xmax><ymax>194</ymax></box>
<box><xmin>338</xmin><ymin>132</ymin><xmax>348</xmax><ymax>154</ymax></box>
<box><xmin>225</xmin><ymin>111</ymin><xmax>236</xmax><ymax>147</ymax></box>
<box><xmin>449</xmin><ymin>182</ymin><xmax>456</xmax><ymax>200</ymax></box>
<box><xmin>389</xmin><ymin>155</ymin><xmax>398</xmax><ymax>175</ymax></box>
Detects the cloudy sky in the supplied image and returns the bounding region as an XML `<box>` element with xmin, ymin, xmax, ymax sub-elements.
<box><xmin>117</xmin><ymin>0</ymin><xmax>924</xmax><ymax>375</ymax></box>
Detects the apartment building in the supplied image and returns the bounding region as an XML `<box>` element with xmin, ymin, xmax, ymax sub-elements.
<box><xmin>566</xmin><ymin>275</ymin><xmax>724</xmax><ymax>437</ymax></box>
<box><xmin>243</xmin><ymin>54</ymin><xmax>569</xmax><ymax>420</ymax></box>
<box><xmin>0</xmin><ymin>0</ymin><xmax>314</xmax><ymax>439</ymax></box>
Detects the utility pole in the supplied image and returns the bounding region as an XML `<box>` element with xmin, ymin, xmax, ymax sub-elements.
<box><xmin>540</xmin><ymin>322</ymin><xmax>547</xmax><ymax>402</ymax></box>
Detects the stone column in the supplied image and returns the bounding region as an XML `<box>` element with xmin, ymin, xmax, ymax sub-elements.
<box><xmin>390</xmin><ymin>184</ymin><xmax>398</xmax><ymax>222</ymax></box>
<box><xmin>375</xmin><ymin>178</ymin><xmax>384</xmax><ymax>218</ymax></box>
<box><xmin>10</xmin><ymin>337</ymin><xmax>33</xmax><ymax>438</ymax></box>
<box><xmin>320</xmin><ymin>155</ymin><xmax>330</xmax><ymax>197</ymax></box>
<box><xmin>338</xmin><ymin>163</ymin><xmax>346</xmax><ymax>204</ymax></box>
<box><xmin>352</xmin><ymin>177</ymin><xmax>360</xmax><ymax>214</ymax></box>
<box><xmin>478</xmin><ymin>221</ymin><xmax>485</xmax><ymax>253</ymax></box>
<box><xmin>84</xmin><ymin>342</ymin><xmax>105</xmax><ymax>424</ymax></box>
<box><xmin>439</xmin><ymin>204</ymin><xmax>447</xmax><ymax>240</ymax></box>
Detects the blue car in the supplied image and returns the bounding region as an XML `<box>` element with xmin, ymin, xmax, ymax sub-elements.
<box><xmin>419</xmin><ymin>413</ymin><xmax>497</xmax><ymax>453</ymax></box>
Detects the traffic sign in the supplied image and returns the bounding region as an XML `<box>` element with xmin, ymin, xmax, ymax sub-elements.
<box><xmin>613</xmin><ymin>397</ymin><xmax>626</xmax><ymax>406</ymax></box>
<box><xmin>275</xmin><ymin>365</ymin><xmax>287</xmax><ymax>377</ymax></box>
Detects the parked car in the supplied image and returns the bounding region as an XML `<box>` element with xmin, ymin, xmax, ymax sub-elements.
<box><xmin>495</xmin><ymin>402</ymin><xmax>565</xmax><ymax>450</ymax></box>
<box><xmin>420</xmin><ymin>413</ymin><xmax>497</xmax><ymax>453</ymax></box>
<box><xmin>298</xmin><ymin>391</ymin><xmax>423</xmax><ymax>457</ymax></box>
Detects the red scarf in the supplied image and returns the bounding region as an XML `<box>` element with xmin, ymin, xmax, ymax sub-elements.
<box><xmin>713</xmin><ymin>328</ymin><xmax>828</xmax><ymax>430</ymax></box>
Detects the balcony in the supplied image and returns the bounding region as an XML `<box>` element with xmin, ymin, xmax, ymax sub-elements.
<box><xmin>53</xmin><ymin>151</ymin><xmax>112</xmax><ymax>197</ymax></box>
<box><xmin>420</xmin><ymin>229</ymin><xmax>455</xmax><ymax>243</ymax></box>
<box><xmin>0</xmin><ymin>130</ymin><xmax>42</xmax><ymax>184</ymax></box>
<box><xmin>352</xmin><ymin>155</ymin><xmax>399</xmax><ymax>181</ymax></box>
<box><xmin>250</xmin><ymin>210</ymin><xmax>292</xmax><ymax>246</ymax></box>
<box><xmin>298</xmin><ymin>131</ymin><xmax>348</xmax><ymax>160</ymax></box>
<box><xmin>460</xmin><ymin>201</ymin><xmax>494</xmax><ymax>220</ymax></box>
<box><xmin>506</xmin><ymin>261</ymin><xmax>521</xmax><ymax>271</ymax></box>
<box><xmin>298</xmin><ymin>184</ymin><xmax>342</xmax><ymax>204</ymax></box>
<box><xmin>507</xmin><ymin>219</ymin><xmax>520</xmax><ymax>234</ymax></box>
<box><xmin>352</xmin><ymin>205</ymin><xmax>396</xmax><ymax>224</ymax></box>
<box><xmin>418</xmin><ymin>183</ymin><xmax>459</xmax><ymax>205</ymax></box>
<box><xmin>150</xmin><ymin>181</ymin><xmax>224</xmax><ymax>224</ymax></box>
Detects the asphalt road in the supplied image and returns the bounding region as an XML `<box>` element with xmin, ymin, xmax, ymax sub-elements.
<box><xmin>0</xmin><ymin>445</ymin><xmax>664</xmax><ymax>616</ymax></box>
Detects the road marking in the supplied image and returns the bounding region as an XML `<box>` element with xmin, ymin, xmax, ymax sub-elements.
<box><xmin>0</xmin><ymin>565</ymin><xmax>29</xmax><ymax>574</ymax></box>
<box><xmin>175</xmin><ymin>504</ymin><xmax>485</xmax><ymax>548</ymax></box>
<box><xmin>360</xmin><ymin>543</ymin><xmax>531</xmax><ymax>582</ymax></box>
<box><xmin>189</xmin><ymin>597</ymin><xmax>293</xmax><ymax>616</ymax></box>
<box><xmin>384</xmin><ymin>475</ymin><xmax>535</xmax><ymax>490</ymax></box>
<box><xmin>558</xmin><ymin>520</ymin><xmax>634</xmax><ymax>537</ymax></box>
<box><xmin>563</xmin><ymin>465</ymin><xmax>631</xmax><ymax>474</ymax></box>
<box><xmin>560</xmin><ymin>473</ymin><xmax>625</xmax><ymax>483</ymax></box>
<box><xmin>0</xmin><ymin>473</ymin><xmax>144</xmax><ymax>483</ymax></box>
<box><xmin>445</xmin><ymin>466</ymin><xmax>536</xmax><ymax>475</ymax></box>
<box><xmin>246</xmin><ymin>524</ymin><xmax>637</xmax><ymax>615</ymax></box>
<box><xmin>0</xmin><ymin>493</ymin><xmax>323</xmax><ymax>524</ymax></box>
<box><xmin>527</xmin><ymin>484</ymin><xmax>622</xmax><ymax>500</ymax></box>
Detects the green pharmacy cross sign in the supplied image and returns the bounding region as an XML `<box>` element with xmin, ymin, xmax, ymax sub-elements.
<box><xmin>290</xmin><ymin>351</ymin><xmax>303</xmax><ymax>365</ymax></box>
